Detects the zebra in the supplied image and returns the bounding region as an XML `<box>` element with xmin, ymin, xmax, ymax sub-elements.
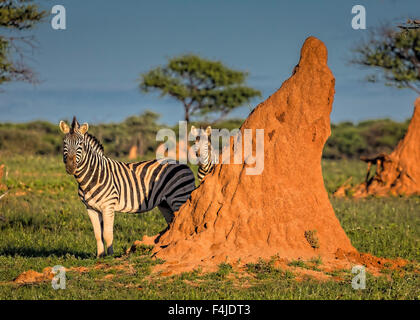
<box><xmin>59</xmin><ymin>117</ymin><xmax>196</xmax><ymax>257</ymax></box>
<box><xmin>190</xmin><ymin>126</ymin><xmax>216</xmax><ymax>183</ymax></box>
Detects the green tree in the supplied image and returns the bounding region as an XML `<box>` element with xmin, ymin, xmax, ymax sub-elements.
<box><xmin>351</xmin><ymin>19</ymin><xmax>420</xmax><ymax>94</ymax></box>
<box><xmin>138</xmin><ymin>54</ymin><xmax>261</xmax><ymax>122</ymax></box>
<box><xmin>0</xmin><ymin>0</ymin><xmax>46</xmax><ymax>86</ymax></box>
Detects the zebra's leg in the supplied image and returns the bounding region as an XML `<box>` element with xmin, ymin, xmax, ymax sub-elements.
<box><xmin>87</xmin><ymin>209</ymin><xmax>105</xmax><ymax>258</ymax></box>
<box><xmin>102</xmin><ymin>207</ymin><xmax>115</xmax><ymax>255</ymax></box>
<box><xmin>158</xmin><ymin>200</ymin><xmax>174</xmax><ymax>225</ymax></box>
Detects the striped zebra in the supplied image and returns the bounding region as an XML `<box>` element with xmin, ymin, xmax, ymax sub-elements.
<box><xmin>190</xmin><ymin>126</ymin><xmax>216</xmax><ymax>183</ymax></box>
<box><xmin>59</xmin><ymin>117</ymin><xmax>195</xmax><ymax>257</ymax></box>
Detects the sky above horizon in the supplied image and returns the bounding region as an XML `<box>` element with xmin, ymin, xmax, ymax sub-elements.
<box><xmin>0</xmin><ymin>0</ymin><xmax>419</xmax><ymax>125</ymax></box>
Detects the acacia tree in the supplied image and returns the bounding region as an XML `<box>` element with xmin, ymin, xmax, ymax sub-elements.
<box><xmin>351</xmin><ymin>19</ymin><xmax>420</xmax><ymax>94</ymax></box>
<box><xmin>0</xmin><ymin>0</ymin><xmax>46</xmax><ymax>86</ymax></box>
<box><xmin>139</xmin><ymin>54</ymin><xmax>261</xmax><ymax>122</ymax></box>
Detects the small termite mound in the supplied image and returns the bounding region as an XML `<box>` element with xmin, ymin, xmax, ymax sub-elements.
<box><xmin>335</xmin><ymin>98</ymin><xmax>420</xmax><ymax>198</ymax></box>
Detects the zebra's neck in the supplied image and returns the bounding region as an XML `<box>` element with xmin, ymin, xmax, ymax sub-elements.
<box><xmin>197</xmin><ymin>144</ymin><xmax>216</xmax><ymax>182</ymax></box>
<box><xmin>200</xmin><ymin>144</ymin><xmax>213</xmax><ymax>165</ymax></box>
<box><xmin>74</xmin><ymin>135</ymin><xmax>109</xmax><ymax>187</ymax></box>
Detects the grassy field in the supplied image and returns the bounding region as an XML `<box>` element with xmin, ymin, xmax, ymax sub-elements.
<box><xmin>0</xmin><ymin>155</ymin><xmax>418</xmax><ymax>299</ymax></box>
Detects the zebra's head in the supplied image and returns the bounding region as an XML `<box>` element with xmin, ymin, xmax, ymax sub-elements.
<box><xmin>59</xmin><ymin>117</ymin><xmax>89</xmax><ymax>175</ymax></box>
<box><xmin>190</xmin><ymin>125</ymin><xmax>212</xmax><ymax>160</ymax></box>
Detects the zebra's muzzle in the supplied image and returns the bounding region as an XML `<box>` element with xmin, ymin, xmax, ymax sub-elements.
<box><xmin>65</xmin><ymin>155</ymin><xmax>77</xmax><ymax>175</ymax></box>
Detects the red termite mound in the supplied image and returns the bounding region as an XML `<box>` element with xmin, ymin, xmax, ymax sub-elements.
<box><xmin>337</xmin><ymin>99</ymin><xmax>420</xmax><ymax>198</ymax></box>
<box><xmin>150</xmin><ymin>37</ymin><xmax>358</xmax><ymax>274</ymax></box>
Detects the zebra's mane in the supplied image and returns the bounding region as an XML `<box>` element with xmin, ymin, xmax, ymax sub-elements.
<box><xmin>84</xmin><ymin>133</ymin><xmax>104</xmax><ymax>155</ymax></box>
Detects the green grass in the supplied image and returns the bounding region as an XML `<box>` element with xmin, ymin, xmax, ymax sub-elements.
<box><xmin>0</xmin><ymin>156</ymin><xmax>418</xmax><ymax>299</ymax></box>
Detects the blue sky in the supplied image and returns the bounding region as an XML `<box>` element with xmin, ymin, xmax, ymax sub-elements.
<box><xmin>0</xmin><ymin>0</ymin><xmax>419</xmax><ymax>125</ymax></box>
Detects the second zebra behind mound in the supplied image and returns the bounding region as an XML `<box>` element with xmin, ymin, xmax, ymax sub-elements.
<box><xmin>59</xmin><ymin>117</ymin><xmax>196</xmax><ymax>258</ymax></box>
<box><xmin>190</xmin><ymin>125</ymin><xmax>216</xmax><ymax>183</ymax></box>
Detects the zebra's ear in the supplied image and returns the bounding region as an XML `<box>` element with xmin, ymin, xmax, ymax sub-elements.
<box><xmin>59</xmin><ymin>121</ymin><xmax>70</xmax><ymax>134</ymax></box>
<box><xmin>79</xmin><ymin>123</ymin><xmax>89</xmax><ymax>134</ymax></box>
<box><xmin>205</xmin><ymin>126</ymin><xmax>212</xmax><ymax>136</ymax></box>
<box><xmin>190</xmin><ymin>125</ymin><xmax>198</xmax><ymax>136</ymax></box>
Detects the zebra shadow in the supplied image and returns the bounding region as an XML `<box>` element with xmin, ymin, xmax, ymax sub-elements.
<box><xmin>0</xmin><ymin>246</ymin><xmax>92</xmax><ymax>259</ymax></box>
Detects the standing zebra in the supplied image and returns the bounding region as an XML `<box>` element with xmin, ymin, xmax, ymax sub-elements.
<box><xmin>59</xmin><ymin>117</ymin><xmax>195</xmax><ymax>257</ymax></box>
<box><xmin>190</xmin><ymin>126</ymin><xmax>216</xmax><ymax>183</ymax></box>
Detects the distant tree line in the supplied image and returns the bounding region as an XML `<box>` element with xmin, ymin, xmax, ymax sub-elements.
<box><xmin>0</xmin><ymin>112</ymin><xmax>410</xmax><ymax>160</ymax></box>
<box><xmin>323</xmin><ymin>118</ymin><xmax>409</xmax><ymax>159</ymax></box>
